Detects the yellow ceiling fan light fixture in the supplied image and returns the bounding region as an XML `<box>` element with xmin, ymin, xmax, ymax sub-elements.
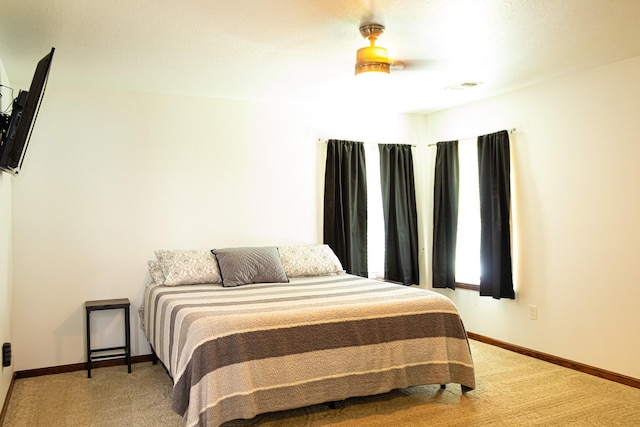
<box><xmin>355</xmin><ymin>23</ymin><xmax>391</xmax><ymax>76</ymax></box>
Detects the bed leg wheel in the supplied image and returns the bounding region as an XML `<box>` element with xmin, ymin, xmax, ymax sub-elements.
<box><xmin>461</xmin><ymin>385</ymin><xmax>473</xmax><ymax>394</ymax></box>
<box><xmin>440</xmin><ymin>384</ymin><xmax>446</xmax><ymax>389</ymax></box>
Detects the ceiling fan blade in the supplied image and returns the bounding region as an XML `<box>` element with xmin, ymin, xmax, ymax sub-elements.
<box><xmin>390</xmin><ymin>58</ymin><xmax>436</xmax><ymax>71</ymax></box>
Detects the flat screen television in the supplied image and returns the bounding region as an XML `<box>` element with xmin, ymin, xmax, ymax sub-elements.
<box><xmin>0</xmin><ymin>47</ymin><xmax>55</xmax><ymax>175</ymax></box>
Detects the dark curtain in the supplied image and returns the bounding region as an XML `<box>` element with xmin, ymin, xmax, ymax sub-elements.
<box><xmin>477</xmin><ymin>130</ymin><xmax>515</xmax><ymax>299</ymax></box>
<box><xmin>323</xmin><ymin>139</ymin><xmax>368</xmax><ymax>277</ymax></box>
<box><xmin>378</xmin><ymin>144</ymin><xmax>419</xmax><ymax>285</ymax></box>
<box><xmin>432</xmin><ymin>141</ymin><xmax>459</xmax><ymax>289</ymax></box>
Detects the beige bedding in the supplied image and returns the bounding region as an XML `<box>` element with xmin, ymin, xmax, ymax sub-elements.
<box><xmin>143</xmin><ymin>274</ymin><xmax>475</xmax><ymax>426</ymax></box>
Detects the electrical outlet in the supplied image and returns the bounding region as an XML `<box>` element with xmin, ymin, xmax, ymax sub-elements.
<box><xmin>529</xmin><ymin>305</ymin><xmax>538</xmax><ymax>320</ymax></box>
<box><xmin>2</xmin><ymin>342</ymin><xmax>10</xmax><ymax>367</ymax></box>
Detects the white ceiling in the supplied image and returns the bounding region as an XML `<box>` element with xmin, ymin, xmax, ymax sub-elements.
<box><xmin>2</xmin><ymin>0</ymin><xmax>640</xmax><ymax>113</ymax></box>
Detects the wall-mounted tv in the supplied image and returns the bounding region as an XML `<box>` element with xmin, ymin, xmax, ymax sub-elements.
<box><xmin>0</xmin><ymin>47</ymin><xmax>55</xmax><ymax>175</ymax></box>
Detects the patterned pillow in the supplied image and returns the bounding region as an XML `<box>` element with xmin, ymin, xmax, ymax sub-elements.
<box><xmin>211</xmin><ymin>247</ymin><xmax>289</xmax><ymax>287</ymax></box>
<box><xmin>147</xmin><ymin>260</ymin><xmax>166</xmax><ymax>284</ymax></box>
<box><xmin>154</xmin><ymin>250</ymin><xmax>222</xmax><ymax>286</ymax></box>
<box><xmin>277</xmin><ymin>244</ymin><xmax>345</xmax><ymax>277</ymax></box>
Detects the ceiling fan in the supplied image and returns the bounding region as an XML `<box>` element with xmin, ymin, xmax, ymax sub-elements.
<box><xmin>354</xmin><ymin>23</ymin><xmax>390</xmax><ymax>75</ymax></box>
<box><xmin>354</xmin><ymin>22</ymin><xmax>410</xmax><ymax>76</ymax></box>
<box><xmin>349</xmin><ymin>7</ymin><xmax>482</xmax><ymax>93</ymax></box>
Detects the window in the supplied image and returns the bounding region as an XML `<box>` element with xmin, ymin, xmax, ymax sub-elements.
<box><xmin>455</xmin><ymin>138</ymin><xmax>481</xmax><ymax>286</ymax></box>
<box><xmin>324</xmin><ymin>141</ymin><xmax>414</xmax><ymax>282</ymax></box>
<box><xmin>432</xmin><ymin>130</ymin><xmax>513</xmax><ymax>296</ymax></box>
<box><xmin>365</xmin><ymin>145</ymin><xmax>385</xmax><ymax>279</ymax></box>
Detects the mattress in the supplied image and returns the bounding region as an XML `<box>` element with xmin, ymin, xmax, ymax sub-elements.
<box><xmin>142</xmin><ymin>274</ymin><xmax>475</xmax><ymax>426</ymax></box>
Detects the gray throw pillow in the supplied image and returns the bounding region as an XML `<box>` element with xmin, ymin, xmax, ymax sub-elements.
<box><xmin>212</xmin><ymin>247</ymin><xmax>289</xmax><ymax>287</ymax></box>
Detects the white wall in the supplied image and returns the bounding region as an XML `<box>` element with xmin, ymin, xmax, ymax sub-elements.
<box><xmin>422</xmin><ymin>55</ymin><xmax>640</xmax><ymax>379</ymax></box>
<box><xmin>10</xmin><ymin>83</ymin><xmax>422</xmax><ymax>371</ymax></box>
<box><xmin>0</xmin><ymin>57</ymin><xmax>14</xmax><ymax>409</ymax></box>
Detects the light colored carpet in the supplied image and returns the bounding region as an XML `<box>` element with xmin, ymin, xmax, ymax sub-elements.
<box><xmin>3</xmin><ymin>340</ymin><xmax>640</xmax><ymax>426</ymax></box>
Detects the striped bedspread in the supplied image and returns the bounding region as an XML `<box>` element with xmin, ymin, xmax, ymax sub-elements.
<box><xmin>143</xmin><ymin>274</ymin><xmax>475</xmax><ymax>427</ymax></box>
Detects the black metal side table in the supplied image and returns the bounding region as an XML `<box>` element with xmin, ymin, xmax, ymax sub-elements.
<box><xmin>85</xmin><ymin>298</ymin><xmax>131</xmax><ymax>378</ymax></box>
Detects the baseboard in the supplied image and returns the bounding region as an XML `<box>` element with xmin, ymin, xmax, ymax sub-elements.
<box><xmin>14</xmin><ymin>354</ymin><xmax>154</xmax><ymax>379</ymax></box>
<box><xmin>0</xmin><ymin>372</ymin><xmax>16</xmax><ymax>427</ymax></box>
<box><xmin>467</xmin><ymin>332</ymin><xmax>640</xmax><ymax>389</ymax></box>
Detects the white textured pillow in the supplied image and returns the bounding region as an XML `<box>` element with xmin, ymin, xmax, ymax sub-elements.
<box><xmin>147</xmin><ymin>260</ymin><xmax>166</xmax><ymax>284</ymax></box>
<box><xmin>278</xmin><ymin>244</ymin><xmax>345</xmax><ymax>277</ymax></box>
<box><xmin>155</xmin><ymin>249</ymin><xmax>222</xmax><ymax>286</ymax></box>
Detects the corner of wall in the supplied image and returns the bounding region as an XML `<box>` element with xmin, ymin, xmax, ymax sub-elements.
<box><xmin>0</xmin><ymin>55</ymin><xmax>15</xmax><ymax>416</ymax></box>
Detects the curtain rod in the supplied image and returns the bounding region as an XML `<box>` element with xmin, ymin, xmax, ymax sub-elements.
<box><xmin>317</xmin><ymin>138</ymin><xmax>416</xmax><ymax>148</ymax></box>
<box><xmin>427</xmin><ymin>128</ymin><xmax>516</xmax><ymax>147</ymax></box>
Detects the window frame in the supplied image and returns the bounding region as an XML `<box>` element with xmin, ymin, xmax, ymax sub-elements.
<box><xmin>454</xmin><ymin>137</ymin><xmax>481</xmax><ymax>291</ymax></box>
<box><xmin>455</xmin><ymin>282</ymin><xmax>480</xmax><ymax>291</ymax></box>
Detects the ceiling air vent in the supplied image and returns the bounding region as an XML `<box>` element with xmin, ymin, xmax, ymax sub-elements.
<box><xmin>446</xmin><ymin>82</ymin><xmax>482</xmax><ymax>90</ymax></box>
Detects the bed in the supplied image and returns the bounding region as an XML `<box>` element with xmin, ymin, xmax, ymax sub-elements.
<box><xmin>141</xmin><ymin>246</ymin><xmax>475</xmax><ymax>427</ymax></box>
